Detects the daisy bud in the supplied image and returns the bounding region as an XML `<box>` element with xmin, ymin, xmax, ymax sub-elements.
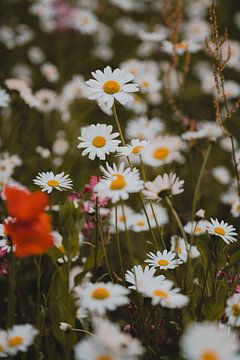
<box><xmin>195</xmin><ymin>208</ymin><xmax>205</xmax><ymax>219</ymax></box>
<box><xmin>59</xmin><ymin>322</ymin><xmax>72</xmax><ymax>332</ymax></box>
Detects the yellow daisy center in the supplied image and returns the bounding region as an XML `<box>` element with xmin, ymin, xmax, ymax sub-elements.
<box><xmin>214</xmin><ymin>227</ymin><xmax>225</xmax><ymax>236</ymax></box>
<box><xmin>0</xmin><ymin>345</ymin><xmax>4</xmax><ymax>353</ymax></box>
<box><xmin>47</xmin><ymin>179</ymin><xmax>60</xmax><ymax>187</ymax></box>
<box><xmin>153</xmin><ymin>289</ymin><xmax>168</xmax><ymax>298</ymax></box>
<box><xmin>232</xmin><ymin>303</ymin><xmax>240</xmax><ymax>316</ymax></box>
<box><xmin>111</xmin><ymin>174</ymin><xmax>126</xmax><ymax>190</ymax></box>
<box><xmin>97</xmin><ymin>356</ymin><xmax>113</xmax><ymax>360</ymax></box>
<box><xmin>103</xmin><ymin>80</ymin><xmax>121</xmax><ymax>94</ymax></box>
<box><xmin>158</xmin><ymin>259</ymin><xmax>169</xmax><ymax>266</ymax></box>
<box><xmin>119</xmin><ymin>215</ymin><xmax>126</xmax><ymax>223</ymax></box>
<box><xmin>176</xmin><ymin>42</ymin><xmax>188</xmax><ymax>50</ymax></box>
<box><xmin>132</xmin><ymin>145</ymin><xmax>144</xmax><ymax>154</ymax></box>
<box><xmin>8</xmin><ymin>336</ymin><xmax>23</xmax><ymax>347</ymax></box>
<box><xmin>201</xmin><ymin>351</ymin><xmax>219</xmax><ymax>360</ymax></box>
<box><xmin>91</xmin><ymin>287</ymin><xmax>110</xmax><ymax>300</ymax></box>
<box><xmin>195</xmin><ymin>226</ymin><xmax>202</xmax><ymax>233</ymax></box>
<box><xmin>137</xmin><ymin>221</ymin><xmax>145</xmax><ymax>227</ymax></box>
<box><xmin>92</xmin><ymin>136</ymin><xmax>106</xmax><ymax>148</ymax></box>
<box><xmin>81</xmin><ymin>17</ymin><xmax>89</xmax><ymax>25</ymax></box>
<box><xmin>59</xmin><ymin>245</ymin><xmax>65</xmax><ymax>254</ymax></box>
<box><xmin>176</xmin><ymin>246</ymin><xmax>182</xmax><ymax>254</ymax></box>
<box><xmin>142</xmin><ymin>81</ymin><xmax>150</xmax><ymax>88</ymax></box>
<box><xmin>153</xmin><ymin>147</ymin><xmax>169</xmax><ymax>160</ymax></box>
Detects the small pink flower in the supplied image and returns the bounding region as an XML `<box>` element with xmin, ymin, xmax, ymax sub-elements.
<box><xmin>236</xmin><ymin>285</ymin><xmax>240</xmax><ymax>293</ymax></box>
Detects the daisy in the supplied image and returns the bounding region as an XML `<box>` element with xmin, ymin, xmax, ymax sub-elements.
<box><xmin>170</xmin><ymin>236</ymin><xmax>200</xmax><ymax>262</ymax></box>
<box><xmin>95</xmin><ymin>162</ymin><xmax>144</xmax><ymax>203</ymax></box>
<box><xmin>143</xmin><ymin>173</ymin><xmax>184</xmax><ymax>200</ymax></box>
<box><xmin>145</xmin><ymin>249</ymin><xmax>183</xmax><ymax>270</ymax></box>
<box><xmin>184</xmin><ymin>220</ymin><xmax>206</xmax><ymax>236</ymax></box>
<box><xmin>126</xmin><ymin>116</ymin><xmax>164</xmax><ymax>140</ymax></box>
<box><xmin>72</xmin><ymin>10</ymin><xmax>97</xmax><ymax>34</ymax></box>
<box><xmin>0</xmin><ymin>330</ymin><xmax>7</xmax><ymax>358</ymax></box>
<box><xmin>33</xmin><ymin>171</ymin><xmax>73</xmax><ymax>193</ymax></box>
<box><xmin>74</xmin><ymin>317</ymin><xmax>144</xmax><ymax>360</ymax></box>
<box><xmin>40</xmin><ymin>63</ymin><xmax>59</xmax><ymax>83</ymax></box>
<box><xmin>77</xmin><ymin>124</ymin><xmax>120</xmax><ymax>161</ymax></box>
<box><xmin>170</xmin><ymin>236</ymin><xmax>188</xmax><ymax>262</ymax></box>
<box><xmin>125</xmin><ymin>265</ymin><xmax>165</xmax><ymax>293</ymax></box>
<box><xmin>109</xmin><ymin>205</ymin><xmax>134</xmax><ymax>232</ymax></box>
<box><xmin>145</xmin><ymin>278</ymin><xmax>189</xmax><ymax>308</ymax></box>
<box><xmin>144</xmin><ymin>203</ymin><xmax>168</xmax><ymax>227</ymax></box>
<box><xmin>117</xmin><ymin>139</ymin><xmax>150</xmax><ymax>157</ymax></box>
<box><xmin>130</xmin><ymin>213</ymin><xmax>148</xmax><ymax>232</ymax></box>
<box><xmin>231</xmin><ymin>200</ymin><xmax>240</xmax><ymax>218</ymax></box>
<box><xmin>35</xmin><ymin>89</ymin><xmax>57</xmax><ymax>113</ymax></box>
<box><xmin>0</xmin><ymin>88</ymin><xmax>10</xmax><ymax>107</ymax></box>
<box><xmin>125</xmin><ymin>94</ymin><xmax>148</xmax><ymax>114</ymax></box>
<box><xmin>181</xmin><ymin>322</ymin><xmax>240</xmax><ymax>360</ymax></box>
<box><xmin>7</xmin><ymin>324</ymin><xmax>38</xmax><ymax>356</ymax></box>
<box><xmin>85</xmin><ymin>66</ymin><xmax>139</xmax><ymax>108</ymax></box>
<box><xmin>136</xmin><ymin>73</ymin><xmax>162</xmax><ymax>94</ymax></box>
<box><xmin>212</xmin><ymin>166</ymin><xmax>231</xmax><ymax>185</ymax></box>
<box><xmin>75</xmin><ymin>282</ymin><xmax>129</xmax><ymax>315</ymax></box>
<box><xmin>142</xmin><ymin>136</ymin><xmax>185</xmax><ymax>167</ymax></box>
<box><xmin>226</xmin><ymin>293</ymin><xmax>240</xmax><ymax>327</ymax></box>
<box><xmin>51</xmin><ymin>231</ymin><xmax>65</xmax><ymax>253</ymax></box>
<box><xmin>206</xmin><ymin>218</ymin><xmax>238</xmax><ymax>244</ymax></box>
<box><xmin>162</xmin><ymin>39</ymin><xmax>202</xmax><ymax>55</ymax></box>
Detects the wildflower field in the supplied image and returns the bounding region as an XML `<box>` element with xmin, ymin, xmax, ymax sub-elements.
<box><xmin>1</xmin><ymin>0</ymin><xmax>240</xmax><ymax>359</ymax></box>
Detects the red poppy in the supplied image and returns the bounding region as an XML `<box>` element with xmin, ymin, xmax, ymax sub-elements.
<box><xmin>4</xmin><ymin>187</ymin><xmax>54</xmax><ymax>257</ymax></box>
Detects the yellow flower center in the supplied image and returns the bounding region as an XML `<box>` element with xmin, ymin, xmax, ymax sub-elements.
<box><xmin>195</xmin><ymin>226</ymin><xmax>202</xmax><ymax>233</ymax></box>
<box><xmin>81</xmin><ymin>17</ymin><xmax>89</xmax><ymax>25</ymax></box>
<box><xmin>176</xmin><ymin>246</ymin><xmax>182</xmax><ymax>254</ymax></box>
<box><xmin>59</xmin><ymin>245</ymin><xmax>65</xmax><ymax>254</ymax></box>
<box><xmin>132</xmin><ymin>145</ymin><xmax>144</xmax><ymax>154</ymax></box>
<box><xmin>0</xmin><ymin>345</ymin><xmax>4</xmax><ymax>353</ymax></box>
<box><xmin>142</xmin><ymin>81</ymin><xmax>150</xmax><ymax>88</ymax></box>
<box><xmin>92</xmin><ymin>136</ymin><xmax>106</xmax><ymax>148</ymax></box>
<box><xmin>47</xmin><ymin>179</ymin><xmax>60</xmax><ymax>187</ymax></box>
<box><xmin>97</xmin><ymin>356</ymin><xmax>113</xmax><ymax>360</ymax></box>
<box><xmin>110</xmin><ymin>174</ymin><xmax>126</xmax><ymax>190</ymax></box>
<box><xmin>119</xmin><ymin>215</ymin><xmax>126</xmax><ymax>223</ymax></box>
<box><xmin>91</xmin><ymin>287</ymin><xmax>110</xmax><ymax>300</ymax></box>
<box><xmin>158</xmin><ymin>259</ymin><xmax>169</xmax><ymax>266</ymax></box>
<box><xmin>201</xmin><ymin>351</ymin><xmax>219</xmax><ymax>360</ymax></box>
<box><xmin>176</xmin><ymin>42</ymin><xmax>188</xmax><ymax>50</ymax></box>
<box><xmin>232</xmin><ymin>303</ymin><xmax>240</xmax><ymax>316</ymax></box>
<box><xmin>214</xmin><ymin>227</ymin><xmax>225</xmax><ymax>236</ymax></box>
<box><xmin>137</xmin><ymin>221</ymin><xmax>145</xmax><ymax>227</ymax></box>
<box><xmin>153</xmin><ymin>289</ymin><xmax>168</xmax><ymax>298</ymax></box>
<box><xmin>153</xmin><ymin>147</ymin><xmax>169</xmax><ymax>160</ymax></box>
<box><xmin>103</xmin><ymin>80</ymin><xmax>121</xmax><ymax>94</ymax></box>
<box><xmin>8</xmin><ymin>336</ymin><xmax>23</xmax><ymax>347</ymax></box>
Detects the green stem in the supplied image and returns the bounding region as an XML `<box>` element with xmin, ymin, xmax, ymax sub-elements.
<box><xmin>112</xmin><ymin>102</ymin><xmax>158</xmax><ymax>248</ymax></box>
<box><xmin>165</xmin><ymin>196</ymin><xmax>188</xmax><ymax>246</ymax></box>
<box><xmin>191</xmin><ymin>143</ymin><xmax>212</xmax><ymax>228</ymax></box>
<box><xmin>121</xmin><ymin>201</ymin><xmax>135</xmax><ymax>266</ymax></box>
<box><xmin>94</xmin><ymin>195</ymin><xmax>99</xmax><ymax>282</ymax></box>
<box><xmin>115</xmin><ymin>204</ymin><xmax>125</xmax><ymax>284</ymax></box>
<box><xmin>140</xmin><ymin>156</ymin><xmax>166</xmax><ymax>249</ymax></box>
<box><xmin>7</xmin><ymin>241</ymin><xmax>15</xmax><ymax>328</ymax></box>
<box><xmin>98</xmin><ymin>222</ymin><xmax>113</xmax><ymax>282</ymax></box>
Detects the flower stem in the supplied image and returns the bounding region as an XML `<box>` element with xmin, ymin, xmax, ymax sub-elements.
<box><xmin>121</xmin><ymin>200</ymin><xmax>135</xmax><ymax>266</ymax></box>
<box><xmin>112</xmin><ymin>102</ymin><xmax>158</xmax><ymax>248</ymax></box>
<box><xmin>97</xmin><ymin>222</ymin><xmax>113</xmax><ymax>282</ymax></box>
<box><xmin>165</xmin><ymin>196</ymin><xmax>188</xmax><ymax>246</ymax></box>
<box><xmin>7</xmin><ymin>241</ymin><xmax>15</xmax><ymax>328</ymax></box>
<box><xmin>115</xmin><ymin>204</ymin><xmax>125</xmax><ymax>284</ymax></box>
